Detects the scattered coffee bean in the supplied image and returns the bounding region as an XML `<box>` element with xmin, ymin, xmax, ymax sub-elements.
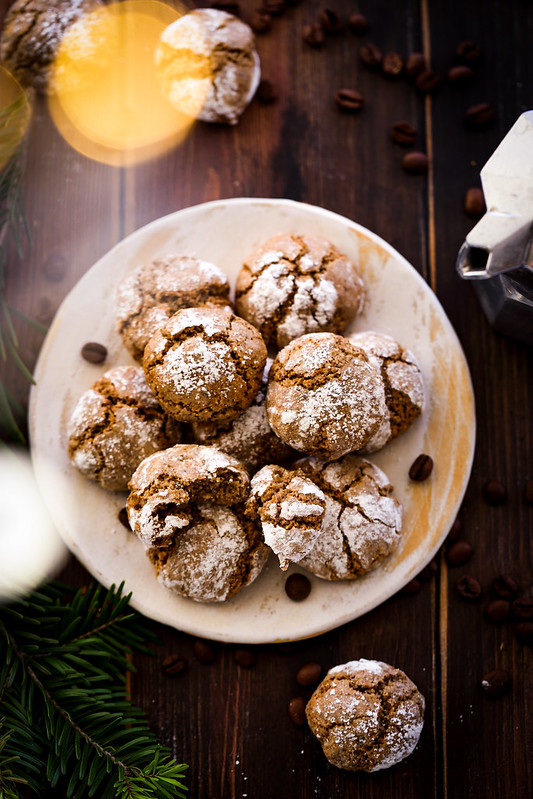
<box><xmin>162</xmin><ymin>654</ymin><xmax>188</xmax><ymax>676</ymax></box>
<box><xmin>288</xmin><ymin>696</ymin><xmax>307</xmax><ymax>725</ymax></box>
<box><xmin>382</xmin><ymin>52</ymin><xmax>403</xmax><ymax>77</ymax></box>
<box><xmin>415</xmin><ymin>69</ymin><xmax>441</xmax><ymax>93</ymax></box>
<box><xmin>405</xmin><ymin>52</ymin><xmax>426</xmax><ymax>78</ymax></box>
<box><xmin>523</xmin><ymin>479</ymin><xmax>533</xmax><ymax>504</ymax></box>
<box><xmin>360</xmin><ymin>43</ymin><xmax>382</xmax><ymax>68</ymax></box>
<box><xmin>262</xmin><ymin>0</ymin><xmax>286</xmax><ymax>15</ymax></box>
<box><xmin>81</xmin><ymin>341</ymin><xmax>107</xmax><ymax>364</ymax></box>
<box><xmin>446</xmin><ymin>540</ymin><xmax>474</xmax><ymax>566</ymax></box>
<box><xmin>234</xmin><ymin>648</ymin><xmax>256</xmax><ymax>668</ymax></box>
<box><xmin>118</xmin><ymin>506</ymin><xmax>131</xmax><ymax>531</ymax></box>
<box><xmin>319</xmin><ymin>8</ymin><xmax>342</xmax><ymax>33</ymax></box>
<box><xmin>512</xmin><ymin>597</ymin><xmax>533</xmax><ymax>620</ymax></box>
<box><xmin>483</xmin><ymin>479</ymin><xmax>507</xmax><ymax>505</ymax></box>
<box><xmin>256</xmin><ymin>78</ymin><xmax>278</xmax><ymax>104</ymax></box>
<box><xmin>285</xmin><ymin>572</ymin><xmax>311</xmax><ymax>601</ymax></box>
<box><xmin>456</xmin><ymin>575</ymin><xmax>482</xmax><ymax>600</ymax></box>
<box><xmin>480</xmin><ymin>669</ymin><xmax>511</xmax><ymax>698</ymax></box>
<box><xmin>456</xmin><ymin>40</ymin><xmax>482</xmax><ymax>65</ymax></box>
<box><xmin>43</xmin><ymin>253</ymin><xmax>67</xmax><ymax>282</ymax></box>
<box><xmin>303</xmin><ymin>22</ymin><xmax>325</xmax><ymax>47</ymax></box>
<box><xmin>409</xmin><ymin>453</ymin><xmax>433</xmax><ymax>480</ymax></box>
<box><xmin>193</xmin><ymin>639</ymin><xmax>216</xmax><ymax>664</ymax></box>
<box><xmin>296</xmin><ymin>662</ymin><xmax>322</xmax><ymax>687</ymax></box>
<box><xmin>492</xmin><ymin>574</ymin><xmax>519</xmax><ymax>600</ymax></box>
<box><xmin>419</xmin><ymin>560</ymin><xmax>438</xmax><ymax>581</ymax></box>
<box><xmin>485</xmin><ymin>599</ymin><xmax>511</xmax><ymax>624</ymax></box>
<box><xmin>347</xmin><ymin>12</ymin><xmax>369</xmax><ymax>35</ymax></box>
<box><xmin>464</xmin><ymin>187</ymin><xmax>486</xmax><ymax>217</ymax></box>
<box><xmin>250</xmin><ymin>9</ymin><xmax>272</xmax><ymax>33</ymax></box>
<box><xmin>515</xmin><ymin>621</ymin><xmax>533</xmax><ymax>646</ymax></box>
<box><xmin>391</xmin><ymin>121</ymin><xmax>417</xmax><ymax>146</ymax></box>
<box><xmin>402</xmin><ymin>151</ymin><xmax>429</xmax><ymax>175</ymax></box>
<box><xmin>448</xmin><ymin>65</ymin><xmax>474</xmax><ymax>85</ymax></box>
<box><xmin>465</xmin><ymin>103</ymin><xmax>495</xmax><ymax>129</ymax></box>
<box><xmin>401</xmin><ymin>578</ymin><xmax>423</xmax><ymax>595</ymax></box>
<box><xmin>447</xmin><ymin>518</ymin><xmax>462</xmax><ymax>543</ymax></box>
<box><xmin>335</xmin><ymin>88</ymin><xmax>364</xmax><ymax>112</ymax></box>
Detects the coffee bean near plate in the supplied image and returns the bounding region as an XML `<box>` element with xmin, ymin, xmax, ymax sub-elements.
<box><xmin>288</xmin><ymin>696</ymin><xmax>307</xmax><ymax>726</ymax></box>
<box><xmin>465</xmin><ymin>103</ymin><xmax>495</xmax><ymax>129</ymax></box>
<box><xmin>347</xmin><ymin>12</ymin><xmax>369</xmax><ymax>35</ymax></box>
<box><xmin>455</xmin><ymin>40</ymin><xmax>483</xmax><ymax>65</ymax></box>
<box><xmin>261</xmin><ymin>0</ymin><xmax>286</xmax><ymax>15</ymax></box>
<box><xmin>492</xmin><ymin>574</ymin><xmax>519</xmax><ymax>600</ymax></box>
<box><xmin>464</xmin><ymin>187</ymin><xmax>486</xmax><ymax>217</ymax></box>
<box><xmin>81</xmin><ymin>341</ymin><xmax>107</xmax><ymax>364</ymax></box>
<box><xmin>360</xmin><ymin>43</ymin><xmax>383</xmax><ymax>68</ymax></box>
<box><xmin>250</xmin><ymin>10</ymin><xmax>272</xmax><ymax>33</ymax></box>
<box><xmin>483</xmin><ymin>478</ymin><xmax>508</xmax><ymax>505</ymax></box>
<box><xmin>405</xmin><ymin>52</ymin><xmax>426</xmax><ymax>78</ymax></box>
<box><xmin>409</xmin><ymin>453</ymin><xmax>433</xmax><ymax>480</ymax></box>
<box><xmin>118</xmin><ymin>506</ymin><xmax>131</xmax><ymax>531</ymax></box>
<box><xmin>448</xmin><ymin>65</ymin><xmax>474</xmax><ymax>85</ymax></box>
<box><xmin>235</xmin><ymin>648</ymin><xmax>257</xmax><ymax>668</ymax></box>
<box><xmin>446</xmin><ymin>540</ymin><xmax>474</xmax><ymax>566</ymax></box>
<box><xmin>402</xmin><ymin>152</ymin><xmax>429</xmax><ymax>175</ymax></box>
<box><xmin>480</xmin><ymin>669</ymin><xmax>511</xmax><ymax>698</ymax></box>
<box><xmin>419</xmin><ymin>560</ymin><xmax>438</xmax><ymax>581</ymax></box>
<box><xmin>523</xmin><ymin>479</ymin><xmax>533</xmax><ymax>504</ymax></box>
<box><xmin>193</xmin><ymin>639</ymin><xmax>216</xmax><ymax>664</ymax></box>
<box><xmin>456</xmin><ymin>575</ymin><xmax>482</xmax><ymax>600</ymax></box>
<box><xmin>319</xmin><ymin>8</ymin><xmax>343</xmax><ymax>33</ymax></box>
<box><xmin>512</xmin><ymin>597</ymin><xmax>533</xmax><ymax>620</ymax></box>
<box><xmin>256</xmin><ymin>78</ymin><xmax>278</xmax><ymax>104</ymax></box>
<box><xmin>415</xmin><ymin>70</ymin><xmax>441</xmax><ymax>93</ymax></box>
<box><xmin>401</xmin><ymin>577</ymin><xmax>423</xmax><ymax>596</ymax></box>
<box><xmin>382</xmin><ymin>52</ymin><xmax>403</xmax><ymax>77</ymax></box>
<box><xmin>296</xmin><ymin>662</ymin><xmax>322</xmax><ymax>687</ymax></box>
<box><xmin>391</xmin><ymin>121</ymin><xmax>417</xmax><ymax>146</ymax></box>
<box><xmin>335</xmin><ymin>89</ymin><xmax>364</xmax><ymax>112</ymax></box>
<box><xmin>485</xmin><ymin>599</ymin><xmax>511</xmax><ymax>624</ymax></box>
<box><xmin>515</xmin><ymin>621</ymin><xmax>533</xmax><ymax>646</ymax></box>
<box><xmin>303</xmin><ymin>22</ymin><xmax>325</xmax><ymax>47</ymax></box>
<box><xmin>446</xmin><ymin>517</ymin><xmax>463</xmax><ymax>543</ymax></box>
<box><xmin>162</xmin><ymin>654</ymin><xmax>188</xmax><ymax>676</ymax></box>
<box><xmin>285</xmin><ymin>572</ymin><xmax>312</xmax><ymax>602</ymax></box>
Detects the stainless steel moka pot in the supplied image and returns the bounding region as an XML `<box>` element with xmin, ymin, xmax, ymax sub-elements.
<box><xmin>456</xmin><ymin>111</ymin><xmax>533</xmax><ymax>346</ymax></box>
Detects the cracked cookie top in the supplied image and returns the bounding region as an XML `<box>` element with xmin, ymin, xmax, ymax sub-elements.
<box><xmin>266</xmin><ymin>332</ymin><xmax>387</xmax><ymax>460</ymax></box>
<box><xmin>235</xmin><ymin>233</ymin><xmax>365</xmax><ymax>349</ymax></box>
<box><xmin>142</xmin><ymin>306</ymin><xmax>267</xmax><ymax>424</ymax></box>
<box><xmin>67</xmin><ymin>365</ymin><xmax>181</xmax><ymax>491</ymax></box>
<box><xmin>306</xmin><ymin>659</ymin><xmax>425</xmax><ymax>772</ymax></box>
<box><xmin>115</xmin><ymin>254</ymin><xmax>231</xmax><ymax>362</ymax></box>
<box><xmin>296</xmin><ymin>454</ymin><xmax>402</xmax><ymax>580</ymax></box>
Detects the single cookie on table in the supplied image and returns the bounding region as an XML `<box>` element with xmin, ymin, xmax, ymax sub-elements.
<box><xmin>67</xmin><ymin>365</ymin><xmax>180</xmax><ymax>491</ymax></box>
<box><xmin>348</xmin><ymin>331</ymin><xmax>425</xmax><ymax>453</ymax></box>
<box><xmin>296</xmin><ymin>455</ymin><xmax>402</xmax><ymax>580</ymax></box>
<box><xmin>246</xmin><ymin>464</ymin><xmax>326</xmax><ymax>570</ymax></box>
<box><xmin>143</xmin><ymin>306</ymin><xmax>267</xmax><ymax>424</ymax></box>
<box><xmin>127</xmin><ymin>444</ymin><xmax>268</xmax><ymax>602</ymax></box>
<box><xmin>306</xmin><ymin>659</ymin><xmax>425</xmax><ymax>772</ymax></box>
<box><xmin>235</xmin><ymin>233</ymin><xmax>365</xmax><ymax>349</ymax></box>
<box><xmin>0</xmin><ymin>0</ymin><xmax>102</xmax><ymax>92</ymax></box>
<box><xmin>192</xmin><ymin>358</ymin><xmax>295</xmax><ymax>473</ymax></box>
<box><xmin>115</xmin><ymin>254</ymin><xmax>231</xmax><ymax>362</ymax></box>
<box><xmin>156</xmin><ymin>8</ymin><xmax>260</xmax><ymax>125</ymax></box>
<box><xmin>266</xmin><ymin>332</ymin><xmax>387</xmax><ymax>460</ymax></box>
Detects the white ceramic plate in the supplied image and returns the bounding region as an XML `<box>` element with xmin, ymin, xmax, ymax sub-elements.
<box><xmin>29</xmin><ymin>198</ymin><xmax>476</xmax><ymax>643</ymax></box>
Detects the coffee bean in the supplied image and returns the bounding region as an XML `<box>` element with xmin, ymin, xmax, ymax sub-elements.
<box><xmin>285</xmin><ymin>573</ymin><xmax>311</xmax><ymax>601</ymax></box>
<box><xmin>347</xmin><ymin>12</ymin><xmax>369</xmax><ymax>35</ymax></box>
<box><xmin>480</xmin><ymin>669</ymin><xmax>511</xmax><ymax>698</ymax></box>
<box><xmin>261</xmin><ymin>0</ymin><xmax>286</xmax><ymax>15</ymax></box>
<box><xmin>382</xmin><ymin>52</ymin><xmax>403</xmax><ymax>77</ymax></box>
<box><xmin>456</xmin><ymin>574</ymin><xmax>482</xmax><ymax>600</ymax></box>
<box><xmin>296</xmin><ymin>662</ymin><xmax>322</xmax><ymax>687</ymax></box>
<box><xmin>523</xmin><ymin>479</ymin><xmax>533</xmax><ymax>504</ymax></box>
<box><xmin>448</xmin><ymin>65</ymin><xmax>474</xmax><ymax>85</ymax></box>
<box><xmin>512</xmin><ymin>597</ymin><xmax>533</xmax><ymax>620</ymax></box>
<box><xmin>515</xmin><ymin>621</ymin><xmax>533</xmax><ymax>646</ymax></box>
<box><xmin>118</xmin><ymin>507</ymin><xmax>131</xmax><ymax>531</ymax></box>
<box><xmin>162</xmin><ymin>654</ymin><xmax>188</xmax><ymax>676</ymax></box>
<box><xmin>419</xmin><ymin>560</ymin><xmax>438</xmax><ymax>581</ymax></box>
<box><xmin>250</xmin><ymin>9</ymin><xmax>272</xmax><ymax>33</ymax></box>
<box><xmin>335</xmin><ymin>88</ymin><xmax>364</xmax><ymax>112</ymax></box>
<box><xmin>256</xmin><ymin>78</ymin><xmax>278</xmax><ymax>104</ymax></box>
<box><xmin>193</xmin><ymin>639</ymin><xmax>216</xmax><ymax>664</ymax></box>
<box><xmin>465</xmin><ymin>103</ymin><xmax>495</xmax><ymax>129</ymax></box>
<box><xmin>288</xmin><ymin>696</ymin><xmax>307</xmax><ymax>725</ymax></box>
<box><xmin>391</xmin><ymin>121</ymin><xmax>417</xmax><ymax>146</ymax></box>
<box><xmin>485</xmin><ymin>599</ymin><xmax>511</xmax><ymax>624</ymax></box>
<box><xmin>415</xmin><ymin>70</ymin><xmax>441</xmax><ymax>93</ymax></box>
<box><xmin>456</xmin><ymin>40</ymin><xmax>482</xmax><ymax>65</ymax></box>
<box><xmin>43</xmin><ymin>253</ymin><xmax>67</xmax><ymax>282</ymax></box>
<box><xmin>360</xmin><ymin>43</ymin><xmax>382</xmax><ymax>68</ymax></box>
<box><xmin>405</xmin><ymin>52</ymin><xmax>426</xmax><ymax>78</ymax></box>
<box><xmin>483</xmin><ymin>479</ymin><xmax>507</xmax><ymax>505</ymax></box>
<box><xmin>464</xmin><ymin>187</ymin><xmax>486</xmax><ymax>217</ymax></box>
<box><xmin>81</xmin><ymin>342</ymin><xmax>107</xmax><ymax>364</ymax></box>
<box><xmin>402</xmin><ymin>152</ymin><xmax>429</xmax><ymax>175</ymax></box>
<box><xmin>446</xmin><ymin>540</ymin><xmax>474</xmax><ymax>566</ymax></box>
<box><xmin>409</xmin><ymin>453</ymin><xmax>433</xmax><ymax>480</ymax></box>
<box><xmin>492</xmin><ymin>574</ymin><xmax>519</xmax><ymax>600</ymax></box>
<box><xmin>234</xmin><ymin>648</ymin><xmax>256</xmax><ymax>668</ymax></box>
<box><xmin>401</xmin><ymin>578</ymin><xmax>423</xmax><ymax>595</ymax></box>
<box><xmin>303</xmin><ymin>22</ymin><xmax>325</xmax><ymax>47</ymax></box>
<box><xmin>447</xmin><ymin>518</ymin><xmax>462</xmax><ymax>542</ymax></box>
<box><xmin>319</xmin><ymin>8</ymin><xmax>342</xmax><ymax>33</ymax></box>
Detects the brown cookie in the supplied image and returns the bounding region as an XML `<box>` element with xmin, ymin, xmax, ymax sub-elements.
<box><xmin>115</xmin><ymin>254</ymin><xmax>231</xmax><ymax>362</ymax></box>
<box><xmin>235</xmin><ymin>233</ymin><xmax>365</xmax><ymax>349</ymax></box>
<box><xmin>67</xmin><ymin>365</ymin><xmax>180</xmax><ymax>491</ymax></box>
<box><xmin>306</xmin><ymin>659</ymin><xmax>425</xmax><ymax>772</ymax></box>
<box><xmin>266</xmin><ymin>333</ymin><xmax>387</xmax><ymax>460</ymax></box>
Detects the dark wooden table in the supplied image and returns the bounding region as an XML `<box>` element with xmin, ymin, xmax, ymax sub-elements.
<box><xmin>1</xmin><ymin>0</ymin><xmax>532</xmax><ymax>797</ymax></box>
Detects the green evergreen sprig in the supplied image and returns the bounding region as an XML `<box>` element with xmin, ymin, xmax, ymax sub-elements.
<box><xmin>0</xmin><ymin>581</ymin><xmax>188</xmax><ymax>799</ymax></box>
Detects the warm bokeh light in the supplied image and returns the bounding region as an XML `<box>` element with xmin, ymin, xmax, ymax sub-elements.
<box><xmin>47</xmin><ymin>1</ymin><xmax>204</xmax><ymax>166</ymax></box>
<box><xmin>0</xmin><ymin>65</ymin><xmax>31</xmax><ymax>169</ymax></box>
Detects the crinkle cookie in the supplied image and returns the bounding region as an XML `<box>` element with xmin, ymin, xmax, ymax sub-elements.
<box><xmin>348</xmin><ymin>331</ymin><xmax>425</xmax><ymax>453</ymax></box>
<box><xmin>296</xmin><ymin>455</ymin><xmax>402</xmax><ymax>580</ymax></box>
<box><xmin>306</xmin><ymin>659</ymin><xmax>425</xmax><ymax>772</ymax></box>
<box><xmin>156</xmin><ymin>8</ymin><xmax>260</xmax><ymax>125</ymax></box>
<box><xmin>67</xmin><ymin>365</ymin><xmax>180</xmax><ymax>491</ymax></box>
<box><xmin>266</xmin><ymin>333</ymin><xmax>387</xmax><ymax>460</ymax></box>
<box><xmin>192</xmin><ymin>359</ymin><xmax>294</xmax><ymax>473</ymax></box>
<box><xmin>143</xmin><ymin>306</ymin><xmax>267</xmax><ymax>424</ymax></box>
<box><xmin>127</xmin><ymin>444</ymin><xmax>268</xmax><ymax>602</ymax></box>
<box><xmin>246</xmin><ymin>464</ymin><xmax>326</xmax><ymax>570</ymax></box>
<box><xmin>115</xmin><ymin>254</ymin><xmax>231</xmax><ymax>362</ymax></box>
<box><xmin>0</xmin><ymin>0</ymin><xmax>102</xmax><ymax>92</ymax></box>
<box><xmin>235</xmin><ymin>233</ymin><xmax>365</xmax><ymax>349</ymax></box>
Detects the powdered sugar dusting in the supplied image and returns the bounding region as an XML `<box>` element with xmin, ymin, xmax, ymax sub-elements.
<box><xmin>329</xmin><ymin>659</ymin><xmax>387</xmax><ymax>677</ymax></box>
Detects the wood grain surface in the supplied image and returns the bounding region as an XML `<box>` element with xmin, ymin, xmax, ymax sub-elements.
<box><xmin>1</xmin><ymin>1</ymin><xmax>532</xmax><ymax>798</ymax></box>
